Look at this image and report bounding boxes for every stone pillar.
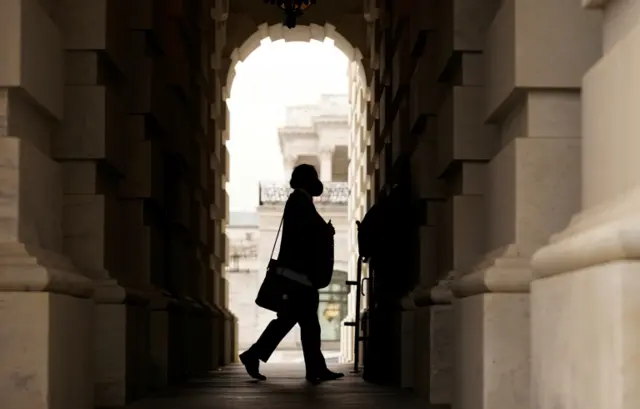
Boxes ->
[430,0,500,404]
[530,1,640,409]
[430,278,456,406]
[53,1,152,404]
[211,0,237,370]
[283,155,297,180]
[319,147,334,181]
[450,1,601,409]
[149,293,172,390]
[0,2,94,408]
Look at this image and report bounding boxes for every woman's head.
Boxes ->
[290,164,324,197]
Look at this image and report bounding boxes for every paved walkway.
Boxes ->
[129,364,429,409]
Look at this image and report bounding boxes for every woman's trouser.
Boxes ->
[250,289,327,374]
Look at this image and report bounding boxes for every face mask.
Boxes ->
[309,181,324,197]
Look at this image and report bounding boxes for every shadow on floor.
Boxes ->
[127,363,429,409]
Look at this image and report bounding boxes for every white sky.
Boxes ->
[226,39,349,211]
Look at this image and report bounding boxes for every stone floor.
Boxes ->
[128,364,429,409]
[251,349,341,364]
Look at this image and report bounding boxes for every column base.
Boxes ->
[208,301,224,369]
[216,304,236,366]
[182,297,210,376]
[429,304,454,406]
[0,242,94,409]
[410,277,456,405]
[400,309,415,388]
[531,190,640,409]
[452,246,531,409]
[531,261,640,409]
[0,292,94,409]
[532,187,640,278]
[92,280,151,408]
[453,293,529,409]
[166,297,219,381]
[413,306,431,399]
[149,291,174,390]
[0,242,93,297]
[452,244,532,298]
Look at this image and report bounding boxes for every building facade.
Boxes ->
[0,1,635,409]
[227,96,352,353]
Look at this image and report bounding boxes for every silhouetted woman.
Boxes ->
[240,164,344,383]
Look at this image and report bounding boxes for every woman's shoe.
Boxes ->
[239,351,267,381]
[305,369,344,383]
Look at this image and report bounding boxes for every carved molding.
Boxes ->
[533,188,640,279]
[452,244,534,298]
[224,22,368,101]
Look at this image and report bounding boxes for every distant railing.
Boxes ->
[259,182,349,205]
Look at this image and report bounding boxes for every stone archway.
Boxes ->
[219,21,372,364]
[219,21,371,153]
[222,22,368,100]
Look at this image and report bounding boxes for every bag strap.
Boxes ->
[269,213,285,260]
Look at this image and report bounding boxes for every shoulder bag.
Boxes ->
[255,213,314,313]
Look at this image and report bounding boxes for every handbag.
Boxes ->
[255,215,311,313]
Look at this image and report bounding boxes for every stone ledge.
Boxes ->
[532,189,640,279]
[0,241,93,297]
[93,279,152,305]
[452,245,533,298]
[149,289,176,311]
[406,271,458,309]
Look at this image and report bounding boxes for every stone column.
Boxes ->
[430,278,456,406]
[319,147,334,181]
[449,1,601,409]
[283,155,297,180]
[530,1,640,409]
[54,2,153,404]
[0,2,94,409]
[429,0,500,403]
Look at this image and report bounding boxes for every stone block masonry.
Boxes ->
[0,0,234,408]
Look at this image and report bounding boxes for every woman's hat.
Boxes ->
[290,164,324,196]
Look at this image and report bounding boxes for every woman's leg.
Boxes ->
[297,290,337,378]
[250,314,296,362]
[298,294,327,377]
[297,290,345,382]
[240,312,296,380]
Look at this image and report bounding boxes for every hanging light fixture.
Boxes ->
[264,0,316,29]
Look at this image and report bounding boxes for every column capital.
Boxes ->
[318,148,333,181]
[283,154,297,166]
[318,146,335,157]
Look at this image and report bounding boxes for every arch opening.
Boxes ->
[223,23,368,101]
[223,23,372,364]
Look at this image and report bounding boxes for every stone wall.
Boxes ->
[359,0,597,404]
[0,0,235,408]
